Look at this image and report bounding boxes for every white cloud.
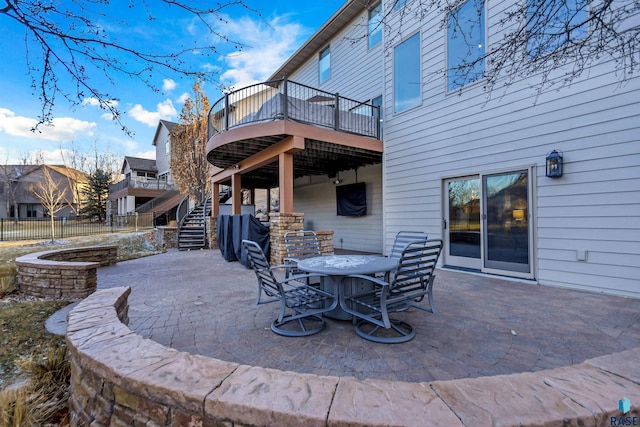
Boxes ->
[214,15,307,88]
[128,99,177,127]
[0,108,96,142]
[162,79,177,92]
[176,92,190,104]
[82,97,119,108]
[135,149,156,160]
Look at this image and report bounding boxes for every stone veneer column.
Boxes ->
[316,230,334,255]
[268,212,304,266]
[208,215,218,249]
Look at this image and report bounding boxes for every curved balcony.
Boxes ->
[206,78,383,190]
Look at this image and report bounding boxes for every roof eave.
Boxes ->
[268,0,367,80]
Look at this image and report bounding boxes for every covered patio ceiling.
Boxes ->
[206,122,383,189]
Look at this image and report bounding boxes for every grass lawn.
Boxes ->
[0,301,68,386]
[0,231,163,389]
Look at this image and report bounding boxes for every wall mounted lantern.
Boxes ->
[546,150,563,178]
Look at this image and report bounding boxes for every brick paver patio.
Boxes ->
[94,248,640,383]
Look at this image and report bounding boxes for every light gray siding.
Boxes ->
[287,7,386,253]
[289,9,384,105]
[294,164,383,253]
[381,0,640,296]
[155,124,172,181]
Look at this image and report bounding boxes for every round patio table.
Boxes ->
[297,255,398,320]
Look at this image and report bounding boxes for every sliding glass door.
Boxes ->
[444,169,532,277]
[483,170,531,274]
[444,177,481,270]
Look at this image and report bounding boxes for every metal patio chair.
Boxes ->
[388,231,429,260]
[381,231,428,281]
[284,230,322,288]
[340,239,443,344]
[242,239,338,337]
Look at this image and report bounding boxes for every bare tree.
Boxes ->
[360,0,639,97]
[1,0,261,134]
[170,79,211,203]
[31,166,70,242]
[58,141,122,215]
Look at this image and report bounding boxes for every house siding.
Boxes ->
[155,124,172,180]
[238,0,640,297]
[380,0,640,296]
[287,6,386,253]
[289,9,384,106]
[294,164,384,253]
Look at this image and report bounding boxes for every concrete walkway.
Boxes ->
[59,248,640,383]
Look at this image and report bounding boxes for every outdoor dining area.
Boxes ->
[93,240,640,384]
[242,230,442,344]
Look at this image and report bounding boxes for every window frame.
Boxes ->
[319,45,331,84]
[368,2,382,49]
[526,0,589,58]
[394,0,409,12]
[446,0,487,92]
[393,32,422,113]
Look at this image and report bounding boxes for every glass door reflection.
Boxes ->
[446,177,481,269]
[483,171,530,273]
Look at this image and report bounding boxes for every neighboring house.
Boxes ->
[152,119,178,185]
[108,120,181,220]
[0,165,88,218]
[205,1,639,297]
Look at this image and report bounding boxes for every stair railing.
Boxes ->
[176,195,191,227]
[176,184,210,250]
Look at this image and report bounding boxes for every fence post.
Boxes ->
[0,218,3,241]
[135,212,139,232]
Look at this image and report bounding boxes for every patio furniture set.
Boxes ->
[242,231,443,344]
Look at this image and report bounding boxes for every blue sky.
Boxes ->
[0,0,344,165]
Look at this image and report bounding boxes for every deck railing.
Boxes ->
[208,78,381,141]
[109,177,179,193]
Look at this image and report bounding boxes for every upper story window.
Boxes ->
[447,0,485,91]
[372,95,383,139]
[526,0,588,57]
[368,3,382,49]
[394,33,421,113]
[319,46,331,83]
[394,0,409,11]
[164,139,170,155]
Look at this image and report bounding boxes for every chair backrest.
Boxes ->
[242,240,281,296]
[392,239,443,290]
[389,231,428,260]
[284,230,321,260]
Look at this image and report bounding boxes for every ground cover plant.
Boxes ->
[0,231,163,425]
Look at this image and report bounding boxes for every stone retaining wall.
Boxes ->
[153,226,178,249]
[15,246,118,299]
[67,287,640,427]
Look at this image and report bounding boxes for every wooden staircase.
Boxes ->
[177,198,211,250]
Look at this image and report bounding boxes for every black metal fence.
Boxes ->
[0,213,155,242]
